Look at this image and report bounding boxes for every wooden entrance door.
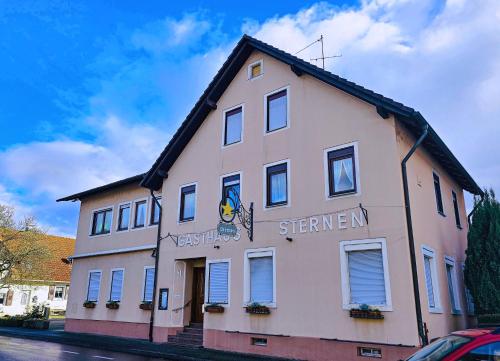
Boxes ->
[191,267,205,323]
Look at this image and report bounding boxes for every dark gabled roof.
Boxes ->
[57,173,145,202]
[140,34,480,195]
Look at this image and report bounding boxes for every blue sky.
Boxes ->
[1,0,499,237]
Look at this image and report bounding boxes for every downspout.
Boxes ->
[401,123,429,346]
[148,189,162,342]
[467,193,485,227]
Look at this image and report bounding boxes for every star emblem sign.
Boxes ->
[222,201,234,216]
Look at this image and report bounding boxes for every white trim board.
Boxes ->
[70,244,157,260]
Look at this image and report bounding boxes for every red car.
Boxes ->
[406,328,500,361]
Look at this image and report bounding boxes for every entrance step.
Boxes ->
[167,324,203,347]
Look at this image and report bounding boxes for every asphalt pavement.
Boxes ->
[0,335,170,361]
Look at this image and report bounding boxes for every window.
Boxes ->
[245,248,275,305]
[179,184,196,222]
[117,203,130,231]
[91,208,112,235]
[143,267,155,302]
[248,60,263,79]
[433,172,444,215]
[0,293,5,305]
[109,269,124,302]
[358,347,382,358]
[422,246,441,312]
[265,162,288,207]
[87,271,101,302]
[150,197,161,225]
[266,89,288,132]
[445,257,461,314]
[452,191,462,228]
[20,291,30,306]
[458,342,500,361]
[207,261,229,304]
[340,239,392,310]
[327,145,357,196]
[134,200,147,228]
[224,106,243,146]
[54,286,64,300]
[158,288,168,310]
[222,174,240,209]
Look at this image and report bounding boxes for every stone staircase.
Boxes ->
[167,323,203,347]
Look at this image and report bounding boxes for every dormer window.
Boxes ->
[248,60,263,79]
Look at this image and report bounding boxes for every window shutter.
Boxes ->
[144,268,155,302]
[65,285,70,300]
[48,285,55,301]
[348,249,386,305]
[249,256,273,303]
[88,272,101,301]
[208,262,229,304]
[5,290,13,306]
[424,256,435,308]
[110,270,124,301]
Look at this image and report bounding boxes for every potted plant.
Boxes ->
[349,304,384,320]
[106,301,120,310]
[245,302,270,315]
[139,301,153,310]
[83,301,96,309]
[204,303,225,313]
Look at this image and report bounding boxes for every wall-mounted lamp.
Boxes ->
[286,237,293,242]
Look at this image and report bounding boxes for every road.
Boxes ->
[0,335,171,361]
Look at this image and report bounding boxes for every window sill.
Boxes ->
[343,304,393,312]
[243,303,276,309]
[456,225,463,230]
[265,203,288,210]
[438,211,446,217]
[328,191,358,199]
[222,140,242,148]
[116,228,129,232]
[133,225,145,229]
[428,308,443,314]
[178,219,195,224]
[451,310,462,316]
[264,124,289,136]
[89,232,111,238]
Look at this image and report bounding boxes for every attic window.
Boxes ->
[248,60,263,79]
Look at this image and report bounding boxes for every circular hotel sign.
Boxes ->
[219,196,237,223]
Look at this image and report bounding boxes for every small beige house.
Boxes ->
[58,36,481,361]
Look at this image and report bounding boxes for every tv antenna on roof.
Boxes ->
[294,34,342,70]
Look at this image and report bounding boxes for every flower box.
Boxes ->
[139,302,153,310]
[205,305,225,313]
[106,301,120,310]
[245,304,270,315]
[349,309,384,320]
[83,301,96,309]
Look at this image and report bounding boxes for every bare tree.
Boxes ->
[0,204,51,289]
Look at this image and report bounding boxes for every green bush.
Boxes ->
[0,315,29,327]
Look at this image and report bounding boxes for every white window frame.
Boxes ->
[54,286,65,300]
[243,247,276,307]
[262,159,291,210]
[205,259,231,307]
[444,256,461,314]
[323,141,361,200]
[221,103,245,148]
[88,205,114,237]
[142,266,155,302]
[87,270,102,303]
[131,197,149,230]
[177,182,198,224]
[421,245,442,313]
[247,59,263,80]
[148,194,162,227]
[263,85,290,135]
[339,238,392,311]
[116,201,132,232]
[109,268,125,302]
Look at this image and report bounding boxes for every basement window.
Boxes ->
[251,337,268,346]
[358,347,382,358]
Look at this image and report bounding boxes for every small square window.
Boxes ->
[248,60,263,79]
[224,107,243,146]
[54,286,64,300]
[265,163,288,207]
[327,146,356,196]
[266,89,287,132]
[179,185,196,222]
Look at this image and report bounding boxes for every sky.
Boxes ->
[0,0,499,237]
